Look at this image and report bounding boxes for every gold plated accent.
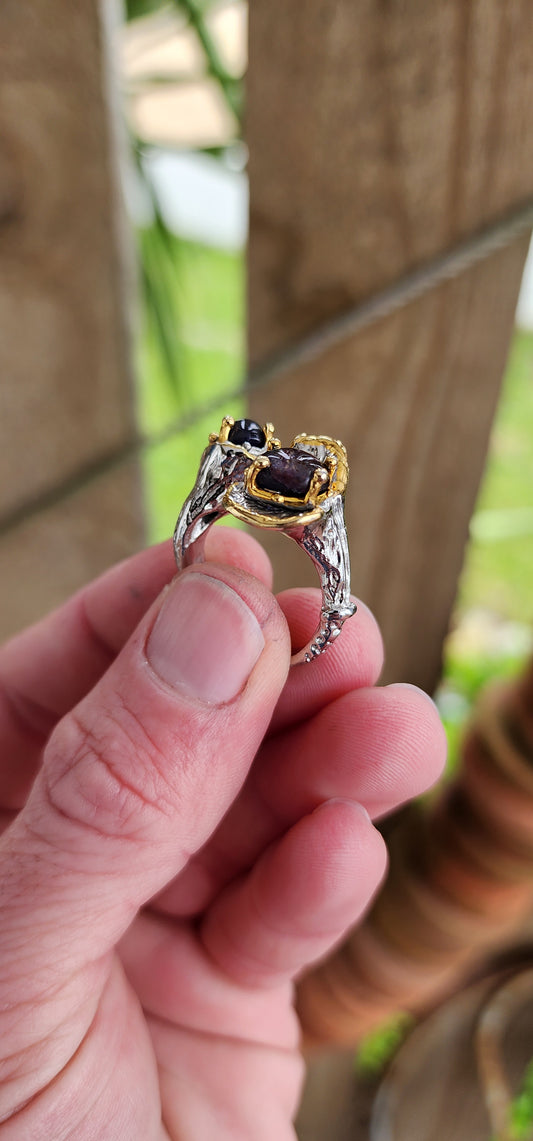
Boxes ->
[207,421,349,527]
[208,415,281,454]
[264,422,281,449]
[291,434,349,496]
[209,415,235,445]
[223,488,323,528]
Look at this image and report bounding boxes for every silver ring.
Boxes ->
[173,416,356,664]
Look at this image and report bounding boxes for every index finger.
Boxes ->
[270,587,385,733]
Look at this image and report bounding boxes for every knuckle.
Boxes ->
[42,695,178,844]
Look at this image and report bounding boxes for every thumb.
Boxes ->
[0,564,289,1011]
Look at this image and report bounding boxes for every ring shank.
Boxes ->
[284,496,356,663]
[174,486,356,665]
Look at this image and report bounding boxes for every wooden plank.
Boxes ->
[247,3,533,1135]
[0,0,143,632]
[247,0,533,692]
[0,464,143,642]
[249,240,528,690]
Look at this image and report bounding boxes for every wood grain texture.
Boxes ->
[248,5,533,1132]
[247,0,533,691]
[0,464,143,642]
[250,239,528,689]
[0,0,143,630]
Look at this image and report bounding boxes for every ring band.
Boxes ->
[173,416,356,664]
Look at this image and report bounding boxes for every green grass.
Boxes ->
[457,330,533,625]
[508,1057,533,1140]
[355,1014,413,1076]
[437,330,533,770]
[136,235,245,544]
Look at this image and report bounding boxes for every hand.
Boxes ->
[0,530,445,1140]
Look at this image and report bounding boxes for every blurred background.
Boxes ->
[2,3,533,1138]
[126,0,533,771]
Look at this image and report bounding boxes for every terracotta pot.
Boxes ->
[461,734,533,845]
[432,789,533,882]
[345,919,461,1003]
[297,653,533,1048]
[424,834,533,920]
[297,944,393,1046]
[477,682,533,782]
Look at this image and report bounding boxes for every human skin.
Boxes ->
[0,529,446,1139]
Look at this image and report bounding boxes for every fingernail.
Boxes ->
[147,573,265,704]
[386,681,440,713]
[314,798,372,824]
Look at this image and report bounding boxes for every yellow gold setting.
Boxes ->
[292,434,349,496]
[208,416,280,453]
[208,414,235,445]
[206,418,350,531]
[222,497,324,529]
[242,456,330,511]
[175,416,354,661]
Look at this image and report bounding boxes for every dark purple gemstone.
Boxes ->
[255,447,329,500]
[228,418,266,449]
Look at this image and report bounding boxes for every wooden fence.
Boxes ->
[1,3,533,1139]
[0,1,143,642]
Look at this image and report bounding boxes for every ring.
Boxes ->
[173,416,356,664]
